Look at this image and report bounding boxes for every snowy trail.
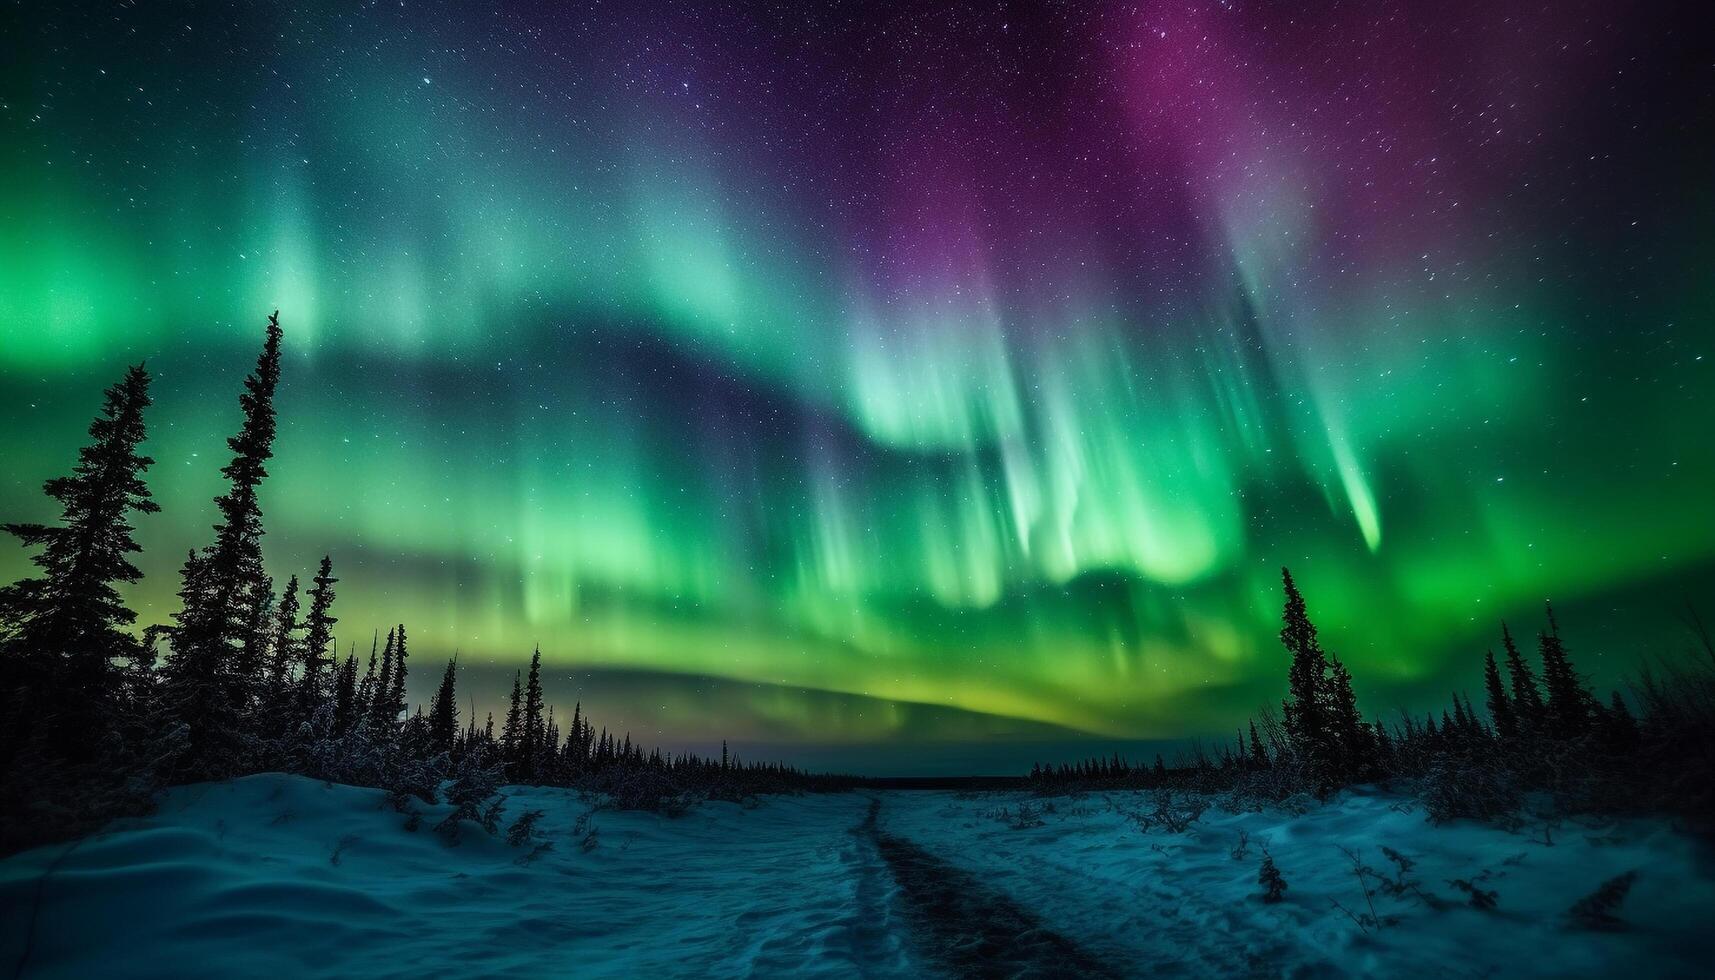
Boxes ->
[859,798,1126,979]
[875,790,1715,978]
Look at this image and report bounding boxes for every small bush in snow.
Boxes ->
[1568,870,1639,930]
[1258,851,1287,903]
[572,806,601,852]
[1332,845,1403,932]
[1421,753,1522,827]
[506,808,545,846]
[1129,788,1210,834]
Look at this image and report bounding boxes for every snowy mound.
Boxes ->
[1,776,1711,977]
[0,775,892,978]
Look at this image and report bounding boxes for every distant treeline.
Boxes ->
[1030,569,1715,828]
[0,313,836,855]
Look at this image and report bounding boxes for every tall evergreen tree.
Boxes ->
[1604,690,1640,752]
[267,576,302,685]
[1372,720,1393,761]
[1501,622,1545,733]
[522,646,545,778]
[383,624,409,726]
[1538,604,1591,739]
[1325,652,1372,780]
[567,702,585,774]
[1247,719,1269,767]
[1278,568,1337,784]
[297,556,337,713]
[428,656,459,759]
[1483,649,1518,739]
[501,669,524,774]
[368,629,395,728]
[0,363,158,751]
[236,578,275,697]
[332,651,359,735]
[161,314,284,779]
[1451,692,1470,734]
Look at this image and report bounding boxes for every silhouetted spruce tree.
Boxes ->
[354,632,378,709]
[332,651,359,735]
[1326,652,1372,780]
[0,363,158,755]
[297,556,337,714]
[161,314,284,779]
[1538,605,1591,739]
[1465,692,1487,737]
[1247,720,1270,768]
[501,669,524,776]
[237,577,274,703]
[401,705,428,759]
[428,656,459,759]
[1373,720,1393,761]
[543,705,560,781]
[267,575,302,685]
[521,647,546,780]
[368,628,397,730]
[1502,622,1545,733]
[384,624,409,726]
[1604,691,1640,753]
[1451,692,1473,741]
[1279,568,1339,786]
[567,702,585,776]
[1483,649,1518,739]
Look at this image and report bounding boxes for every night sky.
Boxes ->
[1,2,1710,772]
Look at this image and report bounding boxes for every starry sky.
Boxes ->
[1,1,1711,772]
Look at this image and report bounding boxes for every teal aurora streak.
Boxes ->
[1,2,1711,766]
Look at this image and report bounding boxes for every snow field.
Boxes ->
[3,776,1711,978]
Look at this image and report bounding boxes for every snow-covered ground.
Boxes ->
[1,775,1709,978]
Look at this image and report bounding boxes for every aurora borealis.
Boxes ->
[1,2,1711,770]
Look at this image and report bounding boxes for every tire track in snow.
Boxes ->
[858,799,1125,979]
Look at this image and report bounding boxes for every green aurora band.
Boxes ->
[1,2,1711,767]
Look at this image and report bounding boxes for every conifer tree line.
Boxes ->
[0,312,824,855]
[1031,569,1715,827]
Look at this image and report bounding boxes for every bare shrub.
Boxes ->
[1421,752,1522,826]
[1130,788,1210,834]
[1230,829,1251,861]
